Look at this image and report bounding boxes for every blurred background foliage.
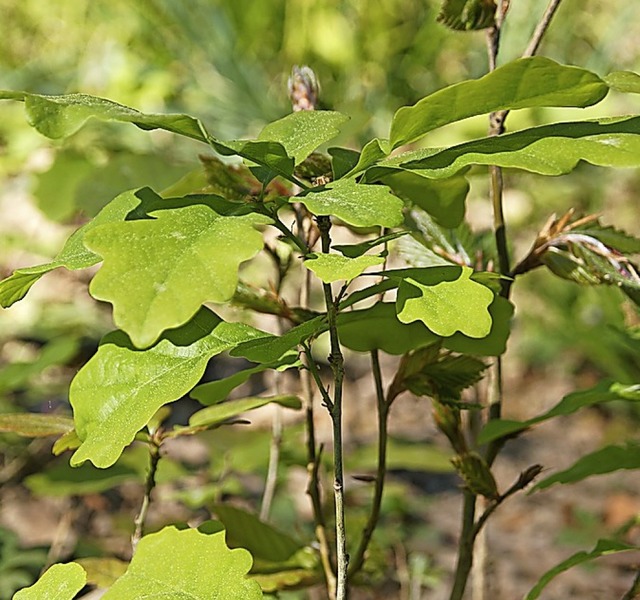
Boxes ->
[0,1,639,596]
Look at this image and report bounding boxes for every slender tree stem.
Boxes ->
[260,403,282,521]
[449,490,478,600]
[523,0,564,58]
[132,437,161,551]
[621,568,640,600]
[348,350,389,578]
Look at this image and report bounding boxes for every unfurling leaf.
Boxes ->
[451,451,499,499]
[437,0,496,31]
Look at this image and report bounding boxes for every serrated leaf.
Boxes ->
[75,557,128,588]
[478,381,638,444]
[377,171,469,228]
[338,302,439,355]
[0,414,74,438]
[258,110,349,165]
[0,187,156,308]
[70,307,269,468]
[231,316,327,363]
[532,443,640,491]
[451,451,499,499]
[604,71,640,94]
[84,204,270,348]
[395,266,494,338]
[577,222,640,254]
[405,354,487,399]
[390,57,608,149]
[189,395,302,428]
[437,0,496,31]
[25,461,141,496]
[525,539,638,600]
[399,116,640,177]
[191,354,300,406]
[303,253,385,283]
[295,178,403,228]
[13,562,86,600]
[102,525,261,600]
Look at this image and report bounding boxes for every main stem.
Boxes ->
[317,215,348,599]
[449,491,478,600]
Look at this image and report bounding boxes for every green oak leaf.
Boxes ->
[295,178,404,228]
[84,204,270,348]
[398,116,640,177]
[396,266,493,338]
[102,525,261,599]
[604,71,640,94]
[13,562,86,600]
[70,307,268,468]
[0,187,158,308]
[258,110,350,165]
[390,57,608,148]
[344,137,391,176]
[303,253,385,283]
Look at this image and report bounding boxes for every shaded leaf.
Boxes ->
[0,187,156,308]
[75,557,128,588]
[13,562,86,600]
[399,116,640,177]
[328,147,360,179]
[189,395,302,429]
[532,443,640,491]
[258,110,349,165]
[102,525,261,599]
[390,57,608,148]
[405,354,487,399]
[395,266,494,338]
[451,451,499,499]
[344,138,390,176]
[303,253,385,283]
[333,231,408,258]
[478,381,639,444]
[0,414,74,438]
[84,204,270,348]
[70,307,268,468]
[525,539,638,600]
[338,302,439,355]
[295,178,404,228]
[437,0,496,31]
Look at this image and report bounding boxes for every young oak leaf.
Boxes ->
[303,253,385,283]
[83,204,270,348]
[13,562,86,600]
[396,266,493,338]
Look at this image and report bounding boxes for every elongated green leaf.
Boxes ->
[303,253,385,283]
[84,204,270,348]
[0,187,156,308]
[398,116,640,177]
[231,316,327,363]
[103,525,261,599]
[295,178,404,228]
[532,443,640,491]
[395,266,494,338]
[338,302,439,355]
[0,414,74,438]
[70,308,268,468]
[189,395,302,428]
[344,137,391,176]
[390,57,608,148]
[525,539,638,600]
[13,562,86,600]
[438,0,496,30]
[191,354,300,406]
[258,110,349,165]
[604,71,640,94]
[333,231,408,258]
[478,381,639,444]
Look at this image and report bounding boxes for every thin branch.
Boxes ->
[132,436,161,551]
[449,490,478,600]
[523,0,564,58]
[620,568,640,600]
[348,350,389,577]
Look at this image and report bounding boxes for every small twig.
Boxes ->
[523,0,564,58]
[449,490,478,600]
[132,435,161,551]
[260,404,283,522]
[621,567,640,600]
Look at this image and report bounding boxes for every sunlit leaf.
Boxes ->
[295,178,404,228]
[258,110,349,165]
[395,266,494,338]
[398,116,640,177]
[303,253,385,283]
[604,71,640,94]
[344,138,390,176]
[189,395,302,428]
[84,204,270,348]
[525,539,638,600]
[390,58,608,148]
[0,187,156,308]
[0,414,74,438]
[13,562,86,600]
[70,308,268,468]
[102,525,261,599]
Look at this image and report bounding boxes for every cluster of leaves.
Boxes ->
[1,54,640,598]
